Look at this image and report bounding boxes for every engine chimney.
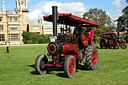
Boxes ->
[52,6,58,36]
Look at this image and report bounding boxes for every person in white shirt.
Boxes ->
[6,42,10,53]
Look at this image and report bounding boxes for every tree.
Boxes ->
[117,1,128,32]
[22,31,50,44]
[83,8,112,27]
[83,8,115,43]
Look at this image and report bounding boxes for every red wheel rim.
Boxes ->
[69,59,75,75]
[92,51,97,66]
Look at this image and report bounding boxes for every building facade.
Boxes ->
[0,0,74,44]
[28,23,43,34]
[0,0,29,44]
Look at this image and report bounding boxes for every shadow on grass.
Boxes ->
[28,65,38,75]
[28,64,66,77]
[28,64,91,77]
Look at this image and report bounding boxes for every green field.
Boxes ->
[0,45,128,85]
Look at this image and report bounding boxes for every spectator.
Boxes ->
[6,42,10,53]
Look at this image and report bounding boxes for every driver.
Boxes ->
[85,27,94,45]
[73,26,82,38]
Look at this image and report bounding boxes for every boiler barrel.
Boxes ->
[47,42,76,55]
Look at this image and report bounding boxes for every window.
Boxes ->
[9,34,19,41]
[0,17,3,22]
[33,27,39,29]
[10,27,18,30]
[0,34,5,41]
[0,25,3,30]
[10,26,18,30]
[45,28,52,32]
[10,17,18,21]
[22,1,24,4]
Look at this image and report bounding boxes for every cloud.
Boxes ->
[106,12,111,16]
[112,0,121,8]
[112,9,122,20]
[27,0,31,3]
[28,1,87,24]
[28,9,42,20]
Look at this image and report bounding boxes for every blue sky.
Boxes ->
[1,0,128,24]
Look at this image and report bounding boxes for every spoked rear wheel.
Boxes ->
[35,54,48,75]
[64,55,76,78]
[85,46,99,70]
[120,41,127,49]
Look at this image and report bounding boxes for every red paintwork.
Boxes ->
[44,13,71,18]
[65,52,80,60]
[71,15,99,27]
[81,52,84,59]
[109,40,113,45]
[92,51,97,66]
[69,34,72,37]
[88,29,94,45]
[62,43,69,54]
[69,43,76,51]
[43,13,99,27]
[44,64,63,67]
[82,33,88,46]
[61,43,76,54]
[69,59,75,75]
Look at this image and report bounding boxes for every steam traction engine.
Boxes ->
[100,33,127,49]
[35,6,99,78]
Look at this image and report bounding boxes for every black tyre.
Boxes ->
[85,45,99,70]
[35,54,48,75]
[113,42,119,49]
[100,39,107,49]
[64,55,76,78]
[120,41,127,49]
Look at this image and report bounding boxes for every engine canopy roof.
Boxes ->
[43,13,99,27]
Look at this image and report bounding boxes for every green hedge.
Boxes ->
[22,31,50,44]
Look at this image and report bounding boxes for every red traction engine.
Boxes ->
[35,6,100,78]
[100,33,127,49]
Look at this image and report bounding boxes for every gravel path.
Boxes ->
[0,44,48,47]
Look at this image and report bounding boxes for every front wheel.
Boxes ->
[35,54,48,75]
[64,55,76,78]
[100,39,107,49]
[113,42,119,49]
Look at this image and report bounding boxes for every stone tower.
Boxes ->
[15,0,29,44]
[1,0,5,11]
[15,0,29,31]
[15,0,29,12]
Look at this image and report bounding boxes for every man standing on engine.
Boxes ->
[86,27,94,45]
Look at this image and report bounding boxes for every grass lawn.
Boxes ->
[0,45,128,85]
